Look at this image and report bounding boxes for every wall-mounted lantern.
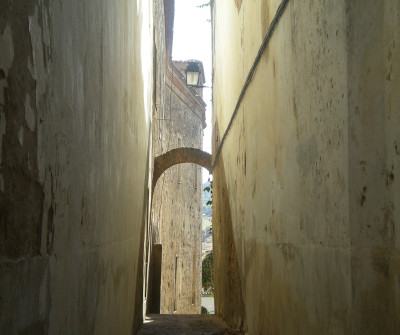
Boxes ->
[185,62,200,87]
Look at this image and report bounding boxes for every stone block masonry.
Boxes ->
[150,0,207,315]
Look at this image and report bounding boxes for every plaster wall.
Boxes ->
[212,1,400,334]
[0,1,153,334]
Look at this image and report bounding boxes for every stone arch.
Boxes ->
[152,147,212,192]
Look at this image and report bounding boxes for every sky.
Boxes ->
[172,0,212,182]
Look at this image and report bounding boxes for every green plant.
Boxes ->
[203,179,213,206]
[197,2,211,8]
[202,251,214,294]
[196,1,212,22]
[201,306,210,314]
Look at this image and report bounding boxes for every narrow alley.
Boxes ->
[0,0,399,334]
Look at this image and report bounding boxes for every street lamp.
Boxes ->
[185,62,200,87]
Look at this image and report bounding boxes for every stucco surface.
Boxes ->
[212,0,400,334]
[0,0,153,333]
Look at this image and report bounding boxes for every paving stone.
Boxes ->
[136,314,238,335]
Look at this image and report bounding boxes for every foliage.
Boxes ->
[197,2,211,8]
[202,204,212,217]
[203,179,213,206]
[202,180,213,216]
[201,306,210,314]
[202,251,214,294]
[196,1,212,22]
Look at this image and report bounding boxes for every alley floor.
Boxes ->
[136,314,240,335]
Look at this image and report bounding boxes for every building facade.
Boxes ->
[149,0,206,314]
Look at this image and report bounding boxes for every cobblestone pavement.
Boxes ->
[136,314,238,335]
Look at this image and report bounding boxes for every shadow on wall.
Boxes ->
[212,123,247,332]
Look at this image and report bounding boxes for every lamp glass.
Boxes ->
[186,71,200,86]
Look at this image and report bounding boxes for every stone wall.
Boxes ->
[0,1,153,333]
[212,0,400,334]
[152,94,203,313]
[151,0,205,314]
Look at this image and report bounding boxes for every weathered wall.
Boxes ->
[0,1,153,334]
[151,0,205,314]
[212,0,400,334]
[151,70,204,314]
